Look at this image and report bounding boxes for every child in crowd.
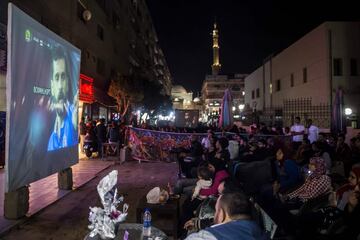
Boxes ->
[192,166,213,201]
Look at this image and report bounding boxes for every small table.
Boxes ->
[136,195,179,238]
[84,223,168,239]
[101,142,120,162]
[170,147,186,178]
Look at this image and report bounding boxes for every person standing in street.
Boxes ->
[291,117,305,151]
[306,119,319,144]
[95,118,107,158]
[79,116,87,152]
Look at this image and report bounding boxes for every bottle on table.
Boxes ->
[142,208,152,237]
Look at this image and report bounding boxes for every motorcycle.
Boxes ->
[83,139,98,158]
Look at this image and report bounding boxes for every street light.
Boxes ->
[238,104,245,111]
[345,108,352,116]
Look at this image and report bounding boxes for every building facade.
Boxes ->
[201,74,246,122]
[0,22,6,112]
[171,85,193,110]
[245,22,360,128]
[0,0,172,121]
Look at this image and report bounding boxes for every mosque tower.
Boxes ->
[211,21,221,75]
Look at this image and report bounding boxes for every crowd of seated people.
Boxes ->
[167,120,360,240]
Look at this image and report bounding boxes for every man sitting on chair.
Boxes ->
[186,192,267,240]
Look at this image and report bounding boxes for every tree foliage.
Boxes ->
[142,80,172,117]
[108,74,143,117]
[108,74,171,119]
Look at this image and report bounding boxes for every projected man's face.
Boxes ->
[51,58,68,115]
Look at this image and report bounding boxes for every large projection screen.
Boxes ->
[5,4,80,192]
[175,109,199,128]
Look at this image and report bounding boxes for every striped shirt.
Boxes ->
[287,174,331,201]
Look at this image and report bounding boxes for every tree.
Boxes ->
[108,72,171,123]
[108,74,144,118]
[142,80,172,119]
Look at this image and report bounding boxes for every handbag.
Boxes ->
[316,206,343,232]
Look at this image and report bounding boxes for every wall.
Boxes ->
[244,66,264,110]
[270,23,330,106]
[328,22,360,117]
[0,73,5,111]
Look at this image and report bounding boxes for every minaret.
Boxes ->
[211,21,221,75]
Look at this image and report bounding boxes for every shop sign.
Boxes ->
[79,73,94,102]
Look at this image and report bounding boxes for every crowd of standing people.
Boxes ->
[78,117,126,157]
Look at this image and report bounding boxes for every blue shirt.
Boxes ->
[47,105,77,151]
[186,219,268,240]
[277,159,302,192]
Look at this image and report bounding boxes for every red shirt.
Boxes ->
[199,170,229,197]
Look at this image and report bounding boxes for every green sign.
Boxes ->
[25,29,31,42]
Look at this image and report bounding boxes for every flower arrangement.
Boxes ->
[88,170,129,239]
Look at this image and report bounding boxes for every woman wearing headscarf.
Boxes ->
[312,141,332,174]
[298,166,360,238]
[265,157,331,235]
[284,157,331,202]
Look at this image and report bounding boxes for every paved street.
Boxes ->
[1,161,178,240]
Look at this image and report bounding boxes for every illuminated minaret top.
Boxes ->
[211,21,221,75]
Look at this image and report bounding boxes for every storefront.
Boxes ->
[79,73,118,123]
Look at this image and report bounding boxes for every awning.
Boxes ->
[93,87,117,108]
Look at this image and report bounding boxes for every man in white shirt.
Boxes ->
[306,119,319,144]
[201,130,213,150]
[291,117,305,150]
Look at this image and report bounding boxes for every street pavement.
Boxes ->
[1,161,178,240]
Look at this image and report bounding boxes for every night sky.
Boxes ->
[147,0,360,94]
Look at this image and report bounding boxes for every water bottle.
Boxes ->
[142,208,151,237]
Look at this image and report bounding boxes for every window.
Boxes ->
[333,58,342,76]
[351,58,358,76]
[96,0,106,11]
[81,49,86,64]
[85,50,90,59]
[114,45,119,55]
[276,79,281,92]
[251,90,255,99]
[112,12,121,29]
[290,73,294,87]
[97,25,104,41]
[110,68,118,78]
[256,88,260,98]
[232,85,240,91]
[303,67,307,83]
[97,58,105,75]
